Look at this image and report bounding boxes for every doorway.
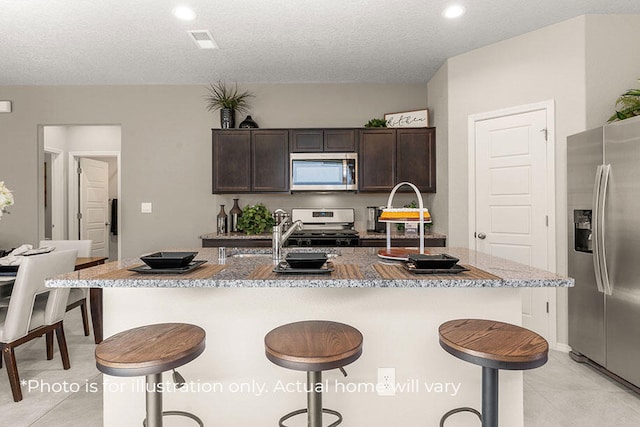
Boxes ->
[40,125,121,260]
[468,101,557,346]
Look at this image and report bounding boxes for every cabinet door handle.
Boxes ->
[477,232,486,240]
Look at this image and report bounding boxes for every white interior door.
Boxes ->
[79,158,109,257]
[473,108,550,339]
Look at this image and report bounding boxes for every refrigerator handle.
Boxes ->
[599,164,612,295]
[592,165,605,293]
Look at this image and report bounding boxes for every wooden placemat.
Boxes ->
[373,263,500,280]
[96,263,225,280]
[247,263,364,280]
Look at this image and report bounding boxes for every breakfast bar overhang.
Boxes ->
[48,247,573,426]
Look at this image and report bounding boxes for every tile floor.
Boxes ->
[0,312,102,427]
[2,316,640,426]
[524,350,640,426]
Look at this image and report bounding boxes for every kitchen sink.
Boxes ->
[228,253,273,258]
[227,248,340,258]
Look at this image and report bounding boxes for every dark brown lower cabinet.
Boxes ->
[359,237,446,247]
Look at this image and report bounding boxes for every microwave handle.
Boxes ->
[342,160,347,185]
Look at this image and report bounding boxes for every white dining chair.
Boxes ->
[0,249,77,402]
[40,240,92,336]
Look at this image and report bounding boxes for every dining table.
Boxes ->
[0,256,108,342]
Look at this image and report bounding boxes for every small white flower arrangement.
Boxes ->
[0,181,15,219]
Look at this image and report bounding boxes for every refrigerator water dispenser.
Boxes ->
[574,210,592,253]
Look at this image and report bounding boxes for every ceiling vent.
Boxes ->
[187,30,218,49]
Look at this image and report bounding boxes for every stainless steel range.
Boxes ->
[285,208,359,247]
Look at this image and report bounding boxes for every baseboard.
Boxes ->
[552,342,571,353]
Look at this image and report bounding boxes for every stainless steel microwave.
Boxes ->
[290,152,358,191]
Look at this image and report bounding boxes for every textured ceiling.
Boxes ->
[1,0,639,85]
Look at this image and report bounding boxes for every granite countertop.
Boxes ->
[358,231,446,239]
[47,247,572,289]
[200,231,447,240]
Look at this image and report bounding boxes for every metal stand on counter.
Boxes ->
[377,181,431,259]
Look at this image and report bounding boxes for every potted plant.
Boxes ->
[608,79,640,122]
[364,118,387,127]
[205,81,254,128]
[236,203,275,235]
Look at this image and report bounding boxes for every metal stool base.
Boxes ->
[143,410,204,426]
[440,407,482,426]
[279,407,342,427]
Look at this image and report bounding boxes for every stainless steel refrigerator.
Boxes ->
[568,115,640,388]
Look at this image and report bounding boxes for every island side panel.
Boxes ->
[103,287,524,426]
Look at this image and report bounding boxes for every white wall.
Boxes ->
[440,17,587,346]
[585,15,640,128]
[0,84,428,256]
[426,62,449,236]
[67,125,121,152]
[434,14,640,346]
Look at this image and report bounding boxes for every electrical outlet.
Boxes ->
[377,367,396,396]
[141,202,152,213]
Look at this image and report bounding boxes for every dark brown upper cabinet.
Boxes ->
[212,129,289,194]
[396,128,436,192]
[358,127,436,193]
[357,129,396,192]
[290,129,356,152]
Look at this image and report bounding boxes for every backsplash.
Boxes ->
[214,192,436,232]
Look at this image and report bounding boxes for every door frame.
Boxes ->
[44,147,65,240]
[68,151,121,260]
[467,100,558,347]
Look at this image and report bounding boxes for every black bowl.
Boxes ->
[407,253,459,269]
[140,252,198,269]
[285,252,328,269]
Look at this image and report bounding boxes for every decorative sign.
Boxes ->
[384,109,429,128]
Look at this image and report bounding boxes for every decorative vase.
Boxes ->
[239,115,259,128]
[229,198,242,232]
[217,205,228,235]
[220,108,235,129]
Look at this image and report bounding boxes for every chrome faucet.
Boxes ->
[272,218,303,263]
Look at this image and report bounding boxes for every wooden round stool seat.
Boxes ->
[95,323,206,377]
[265,320,363,372]
[265,320,363,427]
[95,323,206,427]
[438,319,548,427]
[438,318,548,370]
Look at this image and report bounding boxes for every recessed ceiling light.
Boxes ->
[172,5,196,21]
[443,4,466,19]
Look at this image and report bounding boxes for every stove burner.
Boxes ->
[286,228,360,247]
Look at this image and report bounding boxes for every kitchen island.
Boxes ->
[49,247,572,426]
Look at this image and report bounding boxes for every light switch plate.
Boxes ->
[0,101,12,113]
[141,202,152,213]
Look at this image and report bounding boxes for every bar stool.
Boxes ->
[438,319,548,427]
[95,323,206,427]
[265,320,363,427]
